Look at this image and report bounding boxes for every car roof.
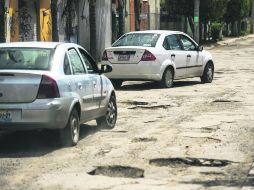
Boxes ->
[0,42,63,49]
[125,30,184,35]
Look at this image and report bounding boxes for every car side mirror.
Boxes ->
[198,46,203,51]
[100,64,113,75]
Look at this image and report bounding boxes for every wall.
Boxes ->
[149,0,160,30]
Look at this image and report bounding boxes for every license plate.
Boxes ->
[118,54,130,61]
[0,111,12,122]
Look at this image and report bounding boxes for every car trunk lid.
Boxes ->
[106,47,146,64]
[0,71,42,103]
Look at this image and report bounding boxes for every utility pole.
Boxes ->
[194,0,200,43]
[134,0,140,31]
[51,0,59,42]
[251,0,254,34]
[89,0,97,60]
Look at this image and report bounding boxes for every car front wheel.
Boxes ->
[161,67,174,88]
[201,63,214,83]
[60,108,80,147]
[96,95,117,129]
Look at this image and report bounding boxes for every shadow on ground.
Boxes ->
[0,123,102,158]
[118,80,201,91]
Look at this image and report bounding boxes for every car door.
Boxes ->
[78,48,104,111]
[178,34,203,77]
[163,34,187,79]
[66,48,94,121]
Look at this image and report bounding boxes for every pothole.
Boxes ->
[132,137,157,143]
[149,157,232,167]
[88,165,144,178]
[212,99,241,103]
[128,104,172,110]
[121,101,150,105]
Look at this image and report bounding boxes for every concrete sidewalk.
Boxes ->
[203,34,254,50]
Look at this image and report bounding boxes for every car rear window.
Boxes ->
[112,33,160,47]
[0,48,53,70]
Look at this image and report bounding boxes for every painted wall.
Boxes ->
[39,0,52,41]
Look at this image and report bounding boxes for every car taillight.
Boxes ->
[102,50,108,61]
[141,50,156,61]
[37,75,60,99]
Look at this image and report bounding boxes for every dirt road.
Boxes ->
[0,36,254,190]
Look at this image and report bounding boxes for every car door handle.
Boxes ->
[92,81,97,87]
[171,54,175,58]
[187,54,191,58]
[77,83,83,90]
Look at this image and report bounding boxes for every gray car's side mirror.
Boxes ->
[198,46,203,51]
[100,64,113,74]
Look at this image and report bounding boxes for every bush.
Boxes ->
[211,22,223,41]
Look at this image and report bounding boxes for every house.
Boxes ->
[0,0,161,62]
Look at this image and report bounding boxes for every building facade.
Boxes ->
[0,0,160,61]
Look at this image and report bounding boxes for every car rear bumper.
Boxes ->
[0,99,71,130]
[103,61,162,81]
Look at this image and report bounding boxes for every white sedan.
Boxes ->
[0,42,117,146]
[101,30,214,88]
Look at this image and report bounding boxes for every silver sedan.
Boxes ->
[0,42,117,146]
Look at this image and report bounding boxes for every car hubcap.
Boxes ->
[165,70,173,86]
[106,99,116,126]
[207,66,213,81]
[71,116,79,143]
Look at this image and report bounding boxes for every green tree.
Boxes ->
[224,0,251,36]
[0,0,5,43]
[200,0,228,41]
[162,0,194,34]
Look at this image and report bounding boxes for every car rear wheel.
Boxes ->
[201,63,214,83]
[111,79,123,89]
[60,108,80,147]
[161,67,174,88]
[96,95,117,129]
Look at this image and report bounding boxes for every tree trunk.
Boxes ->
[0,0,5,43]
[118,0,125,37]
[251,0,254,33]
[51,0,59,42]
[89,0,97,61]
[194,0,200,43]
[134,0,140,31]
[188,16,194,36]
[204,21,207,42]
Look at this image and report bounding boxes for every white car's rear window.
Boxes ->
[0,48,53,70]
[113,33,160,47]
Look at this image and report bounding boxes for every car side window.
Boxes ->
[163,35,182,50]
[67,48,86,75]
[78,48,98,74]
[63,54,72,75]
[179,35,197,51]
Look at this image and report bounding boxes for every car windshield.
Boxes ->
[112,33,160,47]
[0,48,53,70]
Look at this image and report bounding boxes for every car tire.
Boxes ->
[201,62,214,83]
[111,79,123,89]
[161,67,174,88]
[60,108,80,147]
[96,95,117,129]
